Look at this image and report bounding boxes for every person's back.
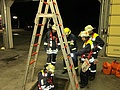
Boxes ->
[84,25,105,55]
[43,24,60,66]
[84,25,105,81]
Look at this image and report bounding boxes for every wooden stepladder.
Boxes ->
[22,0,80,90]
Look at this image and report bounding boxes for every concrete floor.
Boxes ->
[0,29,120,90]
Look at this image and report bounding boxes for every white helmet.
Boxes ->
[52,24,57,30]
[46,64,55,73]
[78,31,89,37]
[84,25,94,31]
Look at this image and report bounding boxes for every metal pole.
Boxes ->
[1,0,14,49]
[98,0,111,57]
[2,0,9,48]
[6,0,14,48]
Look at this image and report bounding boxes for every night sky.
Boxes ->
[11,0,100,34]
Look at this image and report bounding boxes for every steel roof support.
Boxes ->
[1,0,14,49]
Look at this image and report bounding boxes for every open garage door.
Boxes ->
[106,0,120,57]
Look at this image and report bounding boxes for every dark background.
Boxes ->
[11,0,100,34]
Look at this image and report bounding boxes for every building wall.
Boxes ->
[106,0,120,57]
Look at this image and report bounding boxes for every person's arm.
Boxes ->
[70,34,78,51]
[95,36,105,51]
[74,44,91,56]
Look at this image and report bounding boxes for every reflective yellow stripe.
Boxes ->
[93,33,98,38]
[72,48,76,50]
[64,67,67,69]
[68,41,71,43]
[75,67,78,69]
[70,42,74,45]
[44,42,48,45]
[83,39,94,49]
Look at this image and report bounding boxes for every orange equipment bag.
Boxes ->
[102,62,112,75]
[111,60,119,74]
[115,64,120,78]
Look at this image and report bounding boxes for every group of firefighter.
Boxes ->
[38,21,105,89]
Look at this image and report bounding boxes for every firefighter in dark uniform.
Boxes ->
[70,31,94,88]
[62,27,78,75]
[38,64,55,90]
[43,24,60,66]
[84,25,105,81]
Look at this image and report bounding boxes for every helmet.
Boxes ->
[64,27,71,35]
[84,25,94,31]
[78,31,89,37]
[52,24,57,30]
[46,64,55,73]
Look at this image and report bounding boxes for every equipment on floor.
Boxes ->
[102,62,112,75]
[102,60,120,78]
[22,0,80,90]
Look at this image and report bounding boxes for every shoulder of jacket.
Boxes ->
[87,39,93,45]
[94,33,99,36]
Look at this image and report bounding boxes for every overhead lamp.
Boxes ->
[13,16,18,19]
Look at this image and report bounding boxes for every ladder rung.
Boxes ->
[38,14,53,17]
[34,43,39,46]
[31,52,37,56]
[38,24,43,26]
[64,45,67,48]
[29,60,36,65]
[58,24,62,26]
[36,34,41,36]
[43,2,48,5]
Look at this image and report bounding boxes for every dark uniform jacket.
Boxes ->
[66,34,78,53]
[43,31,60,52]
[74,39,94,63]
[38,70,54,90]
[90,33,105,52]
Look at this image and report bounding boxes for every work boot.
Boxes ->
[89,76,95,81]
[62,69,67,74]
[80,84,87,88]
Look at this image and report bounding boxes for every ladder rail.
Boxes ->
[31,0,51,81]
[52,0,80,90]
[22,1,45,90]
[49,1,80,90]
[52,0,63,24]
